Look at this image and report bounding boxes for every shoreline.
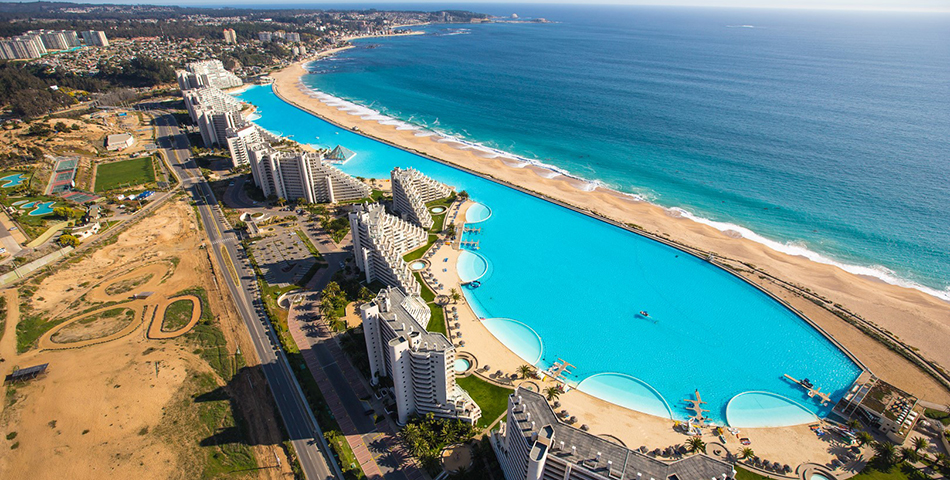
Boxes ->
[264,60,950,402]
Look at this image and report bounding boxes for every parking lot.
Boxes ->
[251,227,317,287]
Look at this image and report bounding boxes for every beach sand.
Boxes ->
[269,62,950,408]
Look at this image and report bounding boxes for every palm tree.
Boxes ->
[900,447,919,463]
[450,288,462,304]
[846,419,861,431]
[912,436,929,453]
[544,386,561,402]
[933,453,947,467]
[856,431,874,447]
[686,436,705,454]
[873,441,898,467]
[517,364,535,379]
[740,447,755,460]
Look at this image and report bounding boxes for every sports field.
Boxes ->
[95,157,155,192]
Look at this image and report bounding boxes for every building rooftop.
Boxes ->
[511,388,735,480]
[374,286,452,352]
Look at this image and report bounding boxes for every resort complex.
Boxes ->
[391,167,453,229]
[361,286,481,425]
[349,203,427,295]
[182,85,246,147]
[176,59,244,91]
[247,148,371,204]
[493,388,735,480]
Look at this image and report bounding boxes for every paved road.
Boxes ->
[152,112,340,480]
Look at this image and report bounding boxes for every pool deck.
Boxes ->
[417,201,871,474]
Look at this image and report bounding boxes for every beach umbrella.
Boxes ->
[783,465,791,473]
[580,424,589,431]
[459,340,465,346]
[640,446,648,453]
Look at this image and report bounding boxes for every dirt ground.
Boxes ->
[0,195,294,480]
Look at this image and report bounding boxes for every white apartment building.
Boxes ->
[248,147,371,204]
[391,167,452,229]
[39,31,70,51]
[223,28,237,44]
[182,86,247,147]
[80,30,109,47]
[349,203,426,295]
[0,36,45,60]
[177,59,243,91]
[225,125,263,168]
[493,389,735,480]
[361,286,481,425]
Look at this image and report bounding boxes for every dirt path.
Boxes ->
[147,295,201,339]
[38,302,149,350]
[0,288,17,363]
[85,262,173,304]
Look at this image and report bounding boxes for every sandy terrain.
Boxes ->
[0,197,292,480]
[271,62,950,406]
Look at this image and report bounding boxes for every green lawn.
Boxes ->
[404,234,438,262]
[735,467,771,480]
[427,306,446,336]
[924,408,950,426]
[456,375,513,428]
[95,157,156,192]
[850,465,915,480]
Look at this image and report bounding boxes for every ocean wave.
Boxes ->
[290,82,950,302]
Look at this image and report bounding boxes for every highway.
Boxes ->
[152,112,341,480]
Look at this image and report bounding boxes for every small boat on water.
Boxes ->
[639,310,649,317]
[470,280,481,288]
[801,378,814,389]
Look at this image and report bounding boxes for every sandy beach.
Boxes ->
[267,61,950,407]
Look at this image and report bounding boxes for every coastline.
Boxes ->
[266,60,950,403]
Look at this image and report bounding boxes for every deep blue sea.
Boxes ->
[299,5,950,299]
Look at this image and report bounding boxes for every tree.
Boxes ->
[58,234,80,247]
[900,447,919,463]
[912,436,929,453]
[933,453,947,468]
[873,441,898,467]
[740,447,755,459]
[517,364,534,379]
[846,419,861,431]
[856,431,874,447]
[53,121,68,132]
[686,436,705,454]
[544,386,561,402]
[358,286,374,303]
[449,288,461,304]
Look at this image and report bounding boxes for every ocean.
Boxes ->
[298,5,950,300]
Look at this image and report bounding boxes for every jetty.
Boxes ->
[460,240,480,249]
[546,358,575,383]
[683,390,709,426]
[784,374,831,405]
[463,227,482,234]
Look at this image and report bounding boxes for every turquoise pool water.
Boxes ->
[465,202,492,223]
[811,474,833,480]
[0,173,27,188]
[409,261,427,271]
[577,373,673,419]
[236,85,863,425]
[454,358,471,373]
[480,318,544,365]
[431,206,446,214]
[28,202,55,216]
[457,250,489,283]
[726,391,818,428]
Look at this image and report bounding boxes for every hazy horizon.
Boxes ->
[6,0,949,14]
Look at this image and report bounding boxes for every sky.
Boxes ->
[13,0,950,12]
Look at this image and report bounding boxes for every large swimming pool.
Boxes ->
[237,85,863,426]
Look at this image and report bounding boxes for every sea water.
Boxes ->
[301,5,950,299]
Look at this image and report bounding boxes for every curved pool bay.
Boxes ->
[237,85,863,424]
[457,250,489,283]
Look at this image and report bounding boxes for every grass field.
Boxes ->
[456,375,513,428]
[95,157,156,192]
[162,299,195,332]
